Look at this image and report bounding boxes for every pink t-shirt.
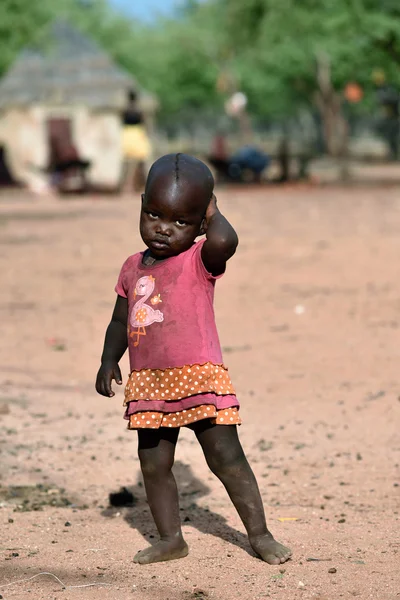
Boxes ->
[115,240,224,372]
[116,240,238,415]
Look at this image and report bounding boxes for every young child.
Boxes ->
[96,153,292,566]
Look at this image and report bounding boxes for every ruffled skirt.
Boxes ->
[123,362,241,429]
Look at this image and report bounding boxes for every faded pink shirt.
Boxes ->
[115,240,238,415]
[115,239,225,371]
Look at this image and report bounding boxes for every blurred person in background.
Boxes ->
[208,134,270,183]
[121,90,152,194]
[228,145,270,183]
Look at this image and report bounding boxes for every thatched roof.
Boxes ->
[0,21,158,112]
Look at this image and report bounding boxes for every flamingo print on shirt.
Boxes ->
[130,275,164,347]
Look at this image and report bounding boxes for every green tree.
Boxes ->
[0,0,53,76]
[3,0,400,126]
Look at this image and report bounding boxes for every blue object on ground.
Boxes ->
[230,146,270,175]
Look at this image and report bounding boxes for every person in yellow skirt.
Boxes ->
[121,90,152,194]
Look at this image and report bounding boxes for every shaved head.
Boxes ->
[140,154,214,258]
[145,153,214,213]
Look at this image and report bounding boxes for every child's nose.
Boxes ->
[157,221,171,236]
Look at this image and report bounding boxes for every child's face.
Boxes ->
[140,185,207,258]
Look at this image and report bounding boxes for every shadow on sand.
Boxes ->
[101,460,253,556]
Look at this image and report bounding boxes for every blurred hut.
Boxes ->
[0,20,158,192]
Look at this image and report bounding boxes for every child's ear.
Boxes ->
[200,217,207,236]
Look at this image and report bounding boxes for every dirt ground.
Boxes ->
[0,183,399,600]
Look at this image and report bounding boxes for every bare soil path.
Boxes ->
[0,184,399,599]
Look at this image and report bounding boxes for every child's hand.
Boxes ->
[201,194,218,235]
[95,361,122,397]
[206,194,218,223]
[201,192,238,276]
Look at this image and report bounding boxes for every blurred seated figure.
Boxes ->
[208,137,270,183]
[229,146,270,182]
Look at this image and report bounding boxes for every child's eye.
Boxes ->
[147,212,158,219]
[176,220,187,227]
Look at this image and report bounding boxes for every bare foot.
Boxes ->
[250,533,292,565]
[133,538,189,565]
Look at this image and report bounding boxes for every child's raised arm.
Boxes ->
[95,295,128,397]
[201,194,238,277]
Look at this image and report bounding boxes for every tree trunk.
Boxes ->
[314,51,350,180]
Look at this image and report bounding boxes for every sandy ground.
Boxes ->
[0,183,399,600]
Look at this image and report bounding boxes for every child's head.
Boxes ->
[127,89,137,103]
[140,153,214,258]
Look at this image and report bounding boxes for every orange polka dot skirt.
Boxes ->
[124,362,235,403]
[124,362,241,429]
[128,405,241,429]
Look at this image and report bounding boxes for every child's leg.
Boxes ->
[134,427,188,565]
[193,421,292,565]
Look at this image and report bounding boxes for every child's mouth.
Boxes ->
[151,239,169,250]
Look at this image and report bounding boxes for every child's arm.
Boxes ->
[95,295,128,397]
[201,194,238,276]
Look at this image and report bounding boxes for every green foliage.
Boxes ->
[0,0,53,75]
[2,0,400,120]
